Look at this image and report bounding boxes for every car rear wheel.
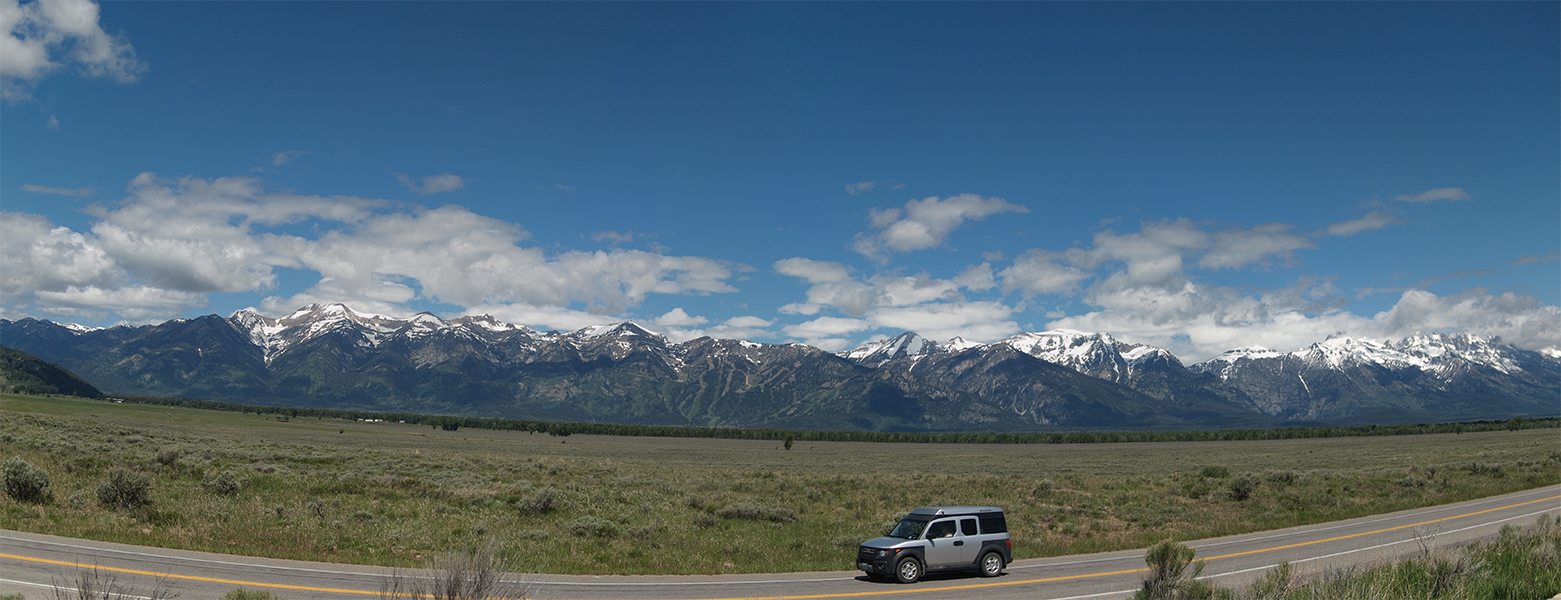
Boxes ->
[895,556,922,583]
[979,551,1004,577]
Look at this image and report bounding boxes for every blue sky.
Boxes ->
[3,1,1557,361]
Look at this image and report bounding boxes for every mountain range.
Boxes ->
[2,303,1555,431]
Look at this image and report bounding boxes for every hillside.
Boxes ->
[0,346,103,398]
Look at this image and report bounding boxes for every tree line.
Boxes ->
[87,393,1557,444]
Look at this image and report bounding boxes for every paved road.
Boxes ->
[3,484,1557,600]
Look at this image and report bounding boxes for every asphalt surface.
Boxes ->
[3,484,1557,600]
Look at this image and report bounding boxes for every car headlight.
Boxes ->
[876,549,886,558]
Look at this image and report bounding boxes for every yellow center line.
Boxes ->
[0,552,389,596]
[688,493,1561,600]
[3,493,1557,599]
[1199,493,1561,562]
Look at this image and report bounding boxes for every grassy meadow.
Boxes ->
[1,393,1557,575]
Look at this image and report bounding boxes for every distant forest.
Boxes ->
[85,393,1560,444]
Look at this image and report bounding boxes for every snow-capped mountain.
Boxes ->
[840,332,947,367]
[994,330,1181,385]
[232,303,539,363]
[2,305,1555,429]
[1191,333,1558,421]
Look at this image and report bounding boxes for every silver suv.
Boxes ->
[856,506,1011,583]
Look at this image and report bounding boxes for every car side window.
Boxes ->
[960,518,978,536]
[925,520,956,539]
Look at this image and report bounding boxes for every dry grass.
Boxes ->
[2,393,1556,575]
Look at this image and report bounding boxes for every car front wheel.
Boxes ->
[979,551,1004,577]
[895,556,923,583]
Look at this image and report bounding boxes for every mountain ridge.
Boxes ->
[1,303,1554,430]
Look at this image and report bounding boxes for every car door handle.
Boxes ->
[953,541,964,546]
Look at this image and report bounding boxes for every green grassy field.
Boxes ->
[1,393,1557,575]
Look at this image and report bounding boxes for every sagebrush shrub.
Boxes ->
[1227,475,1260,502]
[97,468,151,509]
[2,456,50,503]
[203,470,242,495]
[1199,466,1230,479]
[566,516,620,538]
[1032,479,1055,499]
[154,447,181,466]
[515,488,557,515]
[1136,539,1213,600]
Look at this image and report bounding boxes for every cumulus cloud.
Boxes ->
[775,260,966,318]
[394,172,466,195]
[21,183,92,196]
[853,194,1028,258]
[1000,249,1090,296]
[1,0,144,100]
[782,316,870,351]
[2,172,744,326]
[463,302,618,333]
[654,307,707,327]
[773,256,1019,346]
[646,310,773,343]
[1,211,122,296]
[1048,277,1560,362]
[1325,211,1398,236]
[868,301,1018,343]
[774,257,852,284]
[33,285,205,323]
[1395,187,1470,203]
[778,302,822,316]
[1198,223,1313,270]
[953,263,996,291]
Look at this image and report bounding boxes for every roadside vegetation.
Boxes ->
[1136,515,1561,599]
[1,393,1556,576]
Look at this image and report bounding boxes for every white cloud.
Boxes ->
[845,180,877,196]
[655,308,708,327]
[778,303,821,316]
[649,312,774,343]
[853,194,1028,258]
[1325,211,1398,236]
[1511,252,1558,266]
[953,263,996,291]
[868,301,1018,342]
[1395,187,1470,203]
[591,230,637,245]
[774,257,851,284]
[782,316,870,350]
[21,183,92,196]
[1,211,121,296]
[1372,289,1560,349]
[776,267,966,318]
[271,150,306,166]
[1047,279,1561,362]
[394,172,466,195]
[1198,223,1313,270]
[1,0,144,100]
[33,285,205,323]
[462,302,618,333]
[1000,249,1089,296]
[4,172,744,325]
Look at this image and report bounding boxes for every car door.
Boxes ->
[921,518,962,567]
[957,517,980,564]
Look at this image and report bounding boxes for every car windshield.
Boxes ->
[887,516,930,539]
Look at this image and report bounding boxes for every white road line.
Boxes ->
[1198,505,1560,582]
